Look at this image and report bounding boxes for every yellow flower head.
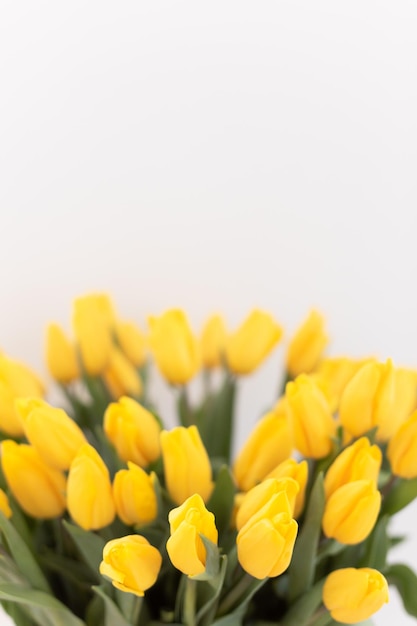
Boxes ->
[387,410,417,479]
[286,310,328,377]
[113,463,158,527]
[45,323,79,383]
[200,314,227,369]
[72,293,115,376]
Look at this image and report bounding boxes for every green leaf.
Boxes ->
[280,579,325,626]
[192,535,220,582]
[359,515,389,571]
[0,513,50,593]
[386,563,417,617]
[198,376,236,463]
[196,556,228,626]
[0,582,85,626]
[0,600,35,626]
[381,477,417,516]
[92,585,134,626]
[288,473,325,601]
[207,466,236,538]
[62,521,105,580]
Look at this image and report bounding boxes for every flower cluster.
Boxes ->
[1,295,417,626]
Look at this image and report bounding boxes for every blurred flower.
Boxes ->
[0,488,12,518]
[200,314,227,369]
[103,346,142,399]
[67,444,115,530]
[286,375,335,458]
[161,426,213,504]
[266,458,308,518]
[237,491,298,579]
[323,567,389,624]
[1,440,66,518]
[148,309,199,384]
[116,320,147,367]
[324,437,382,500]
[233,405,292,492]
[322,480,381,544]
[225,310,283,375]
[45,323,79,383]
[72,293,115,376]
[0,353,44,436]
[113,462,157,526]
[104,396,160,467]
[314,357,375,411]
[16,397,86,470]
[286,310,328,377]
[387,410,417,478]
[100,535,162,597]
[166,493,218,577]
[339,359,416,441]
[235,477,299,530]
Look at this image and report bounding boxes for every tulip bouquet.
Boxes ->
[1,295,417,626]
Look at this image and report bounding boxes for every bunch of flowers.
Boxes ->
[1,294,417,626]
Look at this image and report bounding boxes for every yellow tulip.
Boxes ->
[324,437,382,500]
[286,310,328,377]
[0,353,44,436]
[104,396,161,467]
[315,357,375,410]
[237,491,298,579]
[286,375,335,459]
[67,444,115,530]
[387,410,417,478]
[322,480,381,544]
[0,488,12,518]
[340,359,415,441]
[100,535,162,597]
[113,462,157,526]
[225,310,283,375]
[266,458,308,518]
[235,477,299,530]
[166,493,218,577]
[1,440,66,518]
[200,314,227,369]
[116,320,147,367]
[45,323,79,383]
[161,426,213,504]
[72,293,115,376]
[233,408,292,492]
[103,347,142,399]
[15,398,86,470]
[323,567,389,624]
[148,309,200,385]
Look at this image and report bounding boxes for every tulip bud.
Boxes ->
[237,491,298,579]
[286,310,328,377]
[322,480,381,544]
[233,408,292,492]
[116,320,147,367]
[324,437,382,500]
[0,488,12,518]
[200,314,227,369]
[161,426,213,504]
[100,535,162,596]
[72,293,115,376]
[104,397,161,467]
[103,347,142,399]
[236,477,299,530]
[1,440,66,518]
[387,410,417,478]
[15,398,87,470]
[225,310,283,375]
[113,462,157,526]
[148,308,200,385]
[67,444,115,530]
[166,493,218,577]
[266,458,308,518]
[323,567,389,624]
[45,323,79,383]
[315,357,375,410]
[286,375,335,459]
[0,353,44,436]
[340,359,415,441]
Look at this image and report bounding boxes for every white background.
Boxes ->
[1,2,417,624]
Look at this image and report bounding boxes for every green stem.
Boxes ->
[129,595,143,625]
[217,572,258,616]
[183,577,197,626]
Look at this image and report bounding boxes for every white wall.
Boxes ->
[1,2,417,624]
